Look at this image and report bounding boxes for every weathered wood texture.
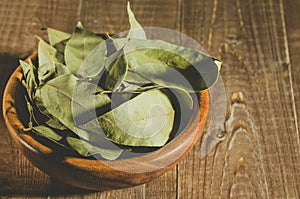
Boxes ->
[0,0,299,198]
[178,0,300,198]
[285,0,300,168]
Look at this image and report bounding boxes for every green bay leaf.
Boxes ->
[24,93,67,130]
[31,125,69,149]
[36,38,71,85]
[65,22,104,76]
[34,73,111,139]
[54,62,70,76]
[108,83,161,109]
[80,89,175,147]
[124,70,152,85]
[45,116,68,130]
[55,43,67,64]
[47,27,72,64]
[109,2,146,53]
[37,39,58,85]
[20,59,38,101]
[78,40,107,78]
[66,136,123,160]
[32,125,63,142]
[98,48,128,91]
[124,38,220,92]
[127,2,146,39]
[20,60,30,76]
[47,28,71,46]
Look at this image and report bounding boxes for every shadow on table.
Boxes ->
[0,176,97,197]
[0,54,100,197]
[0,54,20,111]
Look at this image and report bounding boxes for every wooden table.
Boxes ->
[1,0,299,198]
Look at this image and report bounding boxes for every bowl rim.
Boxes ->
[2,50,209,175]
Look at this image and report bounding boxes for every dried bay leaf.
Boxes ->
[47,28,71,63]
[120,82,160,93]
[29,99,68,130]
[37,39,58,85]
[31,125,72,150]
[23,90,67,131]
[109,83,161,109]
[45,116,68,130]
[66,136,123,160]
[98,48,128,91]
[20,60,30,76]
[32,125,63,142]
[78,40,107,78]
[127,2,146,39]
[123,38,220,92]
[23,35,101,150]
[20,59,38,101]
[34,73,111,138]
[54,62,70,76]
[47,28,71,46]
[65,22,104,76]
[124,70,153,85]
[80,90,175,147]
[110,2,146,51]
[55,43,67,64]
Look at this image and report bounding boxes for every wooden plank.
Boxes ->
[0,0,81,57]
[178,0,300,198]
[284,0,300,177]
[144,171,177,199]
[99,186,145,199]
[0,0,180,198]
[0,0,84,196]
[79,0,180,34]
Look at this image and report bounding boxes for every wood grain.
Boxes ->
[284,0,300,169]
[0,0,299,198]
[178,0,300,198]
[0,0,180,198]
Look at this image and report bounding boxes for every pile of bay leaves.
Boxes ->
[20,2,221,160]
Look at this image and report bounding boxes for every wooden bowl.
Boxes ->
[2,51,209,191]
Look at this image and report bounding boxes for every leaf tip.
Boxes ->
[19,59,27,65]
[127,1,131,11]
[213,59,222,71]
[34,35,44,43]
[126,1,146,39]
[76,21,84,29]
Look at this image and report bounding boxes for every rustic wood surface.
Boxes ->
[0,0,299,198]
